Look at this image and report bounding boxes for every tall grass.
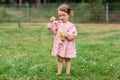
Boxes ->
[0,23,120,80]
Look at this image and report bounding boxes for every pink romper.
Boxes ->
[47,20,77,58]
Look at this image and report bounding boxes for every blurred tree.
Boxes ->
[19,0,22,8]
[82,0,85,3]
[85,0,105,3]
[36,0,43,9]
[89,0,105,23]
[0,0,120,4]
[106,0,120,3]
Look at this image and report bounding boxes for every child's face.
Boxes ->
[58,10,69,23]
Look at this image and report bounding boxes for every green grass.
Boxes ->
[0,23,120,80]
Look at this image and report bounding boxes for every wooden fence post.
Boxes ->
[106,3,109,23]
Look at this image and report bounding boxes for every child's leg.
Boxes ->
[57,55,63,74]
[65,58,71,75]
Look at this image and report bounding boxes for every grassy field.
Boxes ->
[0,23,120,80]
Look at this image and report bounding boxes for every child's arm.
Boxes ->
[65,24,77,40]
[47,16,58,34]
[50,16,56,23]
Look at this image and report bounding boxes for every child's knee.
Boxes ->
[57,56,63,63]
[65,58,70,62]
[58,59,63,63]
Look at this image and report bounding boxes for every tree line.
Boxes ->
[0,0,120,4]
[0,0,119,8]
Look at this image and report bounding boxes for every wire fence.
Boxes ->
[0,3,120,23]
[108,3,120,23]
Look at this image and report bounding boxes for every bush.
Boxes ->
[89,2,106,23]
[73,3,91,23]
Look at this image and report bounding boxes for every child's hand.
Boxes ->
[50,16,56,23]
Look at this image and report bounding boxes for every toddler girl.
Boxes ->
[47,4,77,75]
